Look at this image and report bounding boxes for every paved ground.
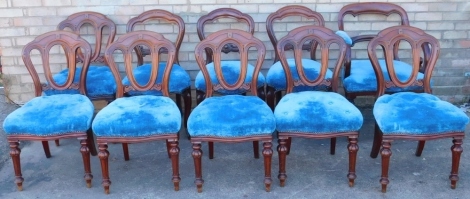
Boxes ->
[1,91,469,198]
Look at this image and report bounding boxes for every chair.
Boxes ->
[368,25,469,193]
[92,30,181,194]
[196,8,265,158]
[274,25,362,187]
[188,29,275,192]
[337,3,419,103]
[125,9,191,129]
[2,31,95,191]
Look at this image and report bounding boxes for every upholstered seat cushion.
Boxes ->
[3,94,94,136]
[122,63,191,95]
[274,91,363,133]
[45,66,116,98]
[374,92,469,134]
[195,61,266,95]
[188,95,275,137]
[92,95,181,137]
[335,30,353,45]
[266,58,333,92]
[343,60,426,93]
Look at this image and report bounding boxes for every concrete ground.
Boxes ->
[1,90,469,198]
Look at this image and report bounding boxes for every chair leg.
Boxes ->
[9,141,24,191]
[196,90,205,105]
[347,136,359,187]
[257,87,266,101]
[41,141,51,158]
[450,138,463,189]
[166,139,172,159]
[262,141,273,192]
[286,137,292,155]
[182,88,192,130]
[277,138,288,187]
[253,141,260,159]
[98,144,111,194]
[55,139,60,146]
[169,140,181,191]
[80,138,93,188]
[122,143,130,161]
[275,91,282,105]
[370,123,382,158]
[192,142,204,193]
[87,128,98,156]
[175,93,182,115]
[415,141,426,157]
[208,142,214,159]
[330,138,336,155]
[266,86,275,111]
[380,140,392,193]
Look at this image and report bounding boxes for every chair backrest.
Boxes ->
[276,25,347,94]
[57,11,116,64]
[194,29,266,98]
[367,25,439,96]
[266,5,325,63]
[197,8,255,63]
[104,31,176,98]
[126,9,185,65]
[22,31,92,97]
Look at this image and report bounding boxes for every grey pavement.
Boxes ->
[1,90,469,198]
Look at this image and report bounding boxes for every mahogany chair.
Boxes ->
[196,8,265,158]
[125,9,191,129]
[368,25,469,193]
[2,31,95,191]
[52,11,117,147]
[92,30,181,194]
[273,25,362,187]
[188,29,275,192]
[337,3,424,103]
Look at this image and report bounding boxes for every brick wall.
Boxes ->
[1,0,469,104]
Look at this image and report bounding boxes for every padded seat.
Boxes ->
[47,66,116,97]
[92,95,181,137]
[343,60,425,93]
[188,95,275,137]
[275,91,363,133]
[195,61,266,95]
[266,59,333,92]
[3,94,94,136]
[122,63,191,96]
[374,92,469,134]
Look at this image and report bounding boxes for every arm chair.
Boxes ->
[195,8,265,157]
[337,3,423,103]
[273,25,363,187]
[2,31,95,191]
[368,25,469,193]
[92,31,181,194]
[188,29,275,192]
[52,11,117,147]
[126,9,191,130]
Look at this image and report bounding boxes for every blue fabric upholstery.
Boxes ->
[188,95,275,137]
[335,31,352,45]
[195,61,266,95]
[122,63,191,95]
[3,94,94,136]
[45,66,116,98]
[266,58,333,92]
[374,92,469,134]
[92,95,181,137]
[274,91,363,133]
[343,60,426,93]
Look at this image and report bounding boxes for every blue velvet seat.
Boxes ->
[92,31,181,194]
[188,29,274,192]
[273,25,361,188]
[367,25,468,193]
[2,31,96,191]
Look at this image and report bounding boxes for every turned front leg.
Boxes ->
[380,140,392,193]
[263,141,273,192]
[277,138,288,187]
[80,138,93,188]
[9,141,24,191]
[169,140,181,191]
[347,136,358,187]
[98,144,111,194]
[450,138,463,189]
[192,142,204,193]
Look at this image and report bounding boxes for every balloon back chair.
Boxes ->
[126,9,191,129]
[273,25,363,187]
[196,8,265,157]
[188,29,275,192]
[92,31,181,194]
[3,31,95,191]
[337,3,423,103]
[367,25,469,193]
